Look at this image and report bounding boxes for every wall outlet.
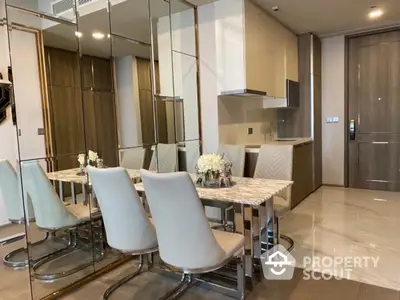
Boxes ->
[248,127,253,135]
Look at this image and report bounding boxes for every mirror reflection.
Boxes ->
[0,0,202,299]
[4,3,96,299]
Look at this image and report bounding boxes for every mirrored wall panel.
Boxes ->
[0,0,202,299]
[6,1,96,298]
[0,3,31,297]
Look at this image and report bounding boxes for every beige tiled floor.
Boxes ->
[281,186,400,291]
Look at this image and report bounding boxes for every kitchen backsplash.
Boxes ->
[218,95,277,145]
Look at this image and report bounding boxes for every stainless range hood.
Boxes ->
[220,80,300,108]
[220,89,267,97]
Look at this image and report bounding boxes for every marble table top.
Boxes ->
[135,174,293,206]
[47,168,141,184]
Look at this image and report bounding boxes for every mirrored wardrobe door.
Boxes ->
[0,2,31,299]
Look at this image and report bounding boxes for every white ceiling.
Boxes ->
[253,0,400,36]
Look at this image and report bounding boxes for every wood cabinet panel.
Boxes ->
[244,0,298,97]
[92,57,112,90]
[82,90,97,152]
[94,92,118,167]
[50,86,85,155]
[137,58,152,91]
[46,48,80,87]
[82,56,93,89]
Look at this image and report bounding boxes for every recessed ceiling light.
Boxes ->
[368,7,383,19]
[92,32,105,40]
[75,31,82,38]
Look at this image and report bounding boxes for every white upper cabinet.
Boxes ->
[206,0,298,97]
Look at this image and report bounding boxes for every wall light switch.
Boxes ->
[326,117,333,123]
[333,117,340,123]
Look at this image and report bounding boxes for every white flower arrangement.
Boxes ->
[197,153,225,173]
[88,150,98,163]
[77,150,98,165]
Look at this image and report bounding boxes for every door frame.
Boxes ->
[344,26,400,187]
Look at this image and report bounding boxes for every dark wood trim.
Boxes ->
[194,6,203,153]
[344,36,350,187]
[323,184,345,188]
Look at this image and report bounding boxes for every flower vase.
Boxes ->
[204,171,221,188]
[79,163,86,175]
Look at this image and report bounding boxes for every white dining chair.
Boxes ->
[213,144,246,230]
[140,169,245,300]
[254,144,293,248]
[120,148,145,170]
[149,143,178,173]
[218,144,246,177]
[0,159,34,223]
[21,161,101,280]
[87,166,158,299]
[0,159,36,268]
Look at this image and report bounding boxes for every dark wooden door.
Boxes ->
[348,30,400,191]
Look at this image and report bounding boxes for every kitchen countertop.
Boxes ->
[245,138,313,153]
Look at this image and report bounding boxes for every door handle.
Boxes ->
[349,119,356,140]
[372,142,389,144]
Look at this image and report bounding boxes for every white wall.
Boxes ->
[198,2,220,153]
[114,56,142,149]
[321,35,345,186]
[0,25,16,226]
[0,24,45,225]
[11,29,46,161]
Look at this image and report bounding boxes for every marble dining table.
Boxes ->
[47,168,293,278]
[134,175,293,277]
[47,167,141,204]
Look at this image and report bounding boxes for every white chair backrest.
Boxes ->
[21,161,79,229]
[120,148,145,170]
[254,145,293,180]
[184,142,200,173]
[87,166,157,252]
[140,169,225,270]
[0,159,34,222]
[218,144,246,177]
[149,143,178,173]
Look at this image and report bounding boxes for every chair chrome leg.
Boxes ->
[275,215,280,245]
[274,216,294,252]
[236,253,246,300]
[157,273,192,300]
[33,225,109,281]
[221,209,227,231]
[3,232,51,269]
[103,255,145,300]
